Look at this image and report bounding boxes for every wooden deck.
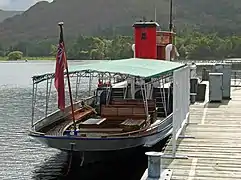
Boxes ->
[161,87,241,180]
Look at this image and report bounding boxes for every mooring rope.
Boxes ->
[64,143,74,177]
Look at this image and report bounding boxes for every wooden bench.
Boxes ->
[111,99,156,112]
[66,108,94,121]
[79,118,107,128]
[76,109,94,120]
[80,118,106,125]
[101,105,146,120]
[78,128,123,133]
[120,119,146,132]
[109,99,157,122]
[111,99,155,106]
[120,119,146,127]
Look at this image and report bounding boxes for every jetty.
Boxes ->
[163,88,241,180]
[141,63,241,180]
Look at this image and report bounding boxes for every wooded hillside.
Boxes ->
[1,0,241,43]
[0,9,22,22]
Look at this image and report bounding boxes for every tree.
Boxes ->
[8,51,23,60]
[4,31,241,60]
[50,44,57,56]
[0,43,4,56]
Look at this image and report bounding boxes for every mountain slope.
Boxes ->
[0,0,241,43]
[0,10,22,22]
[175,0,241,34]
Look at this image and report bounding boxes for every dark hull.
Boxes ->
[68,146,146,165]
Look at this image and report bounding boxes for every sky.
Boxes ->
[0,0,53,11]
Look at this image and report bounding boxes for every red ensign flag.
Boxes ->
[54,26,67,111]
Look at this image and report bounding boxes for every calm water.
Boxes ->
[0,60,161,180]
[0,61,68,180]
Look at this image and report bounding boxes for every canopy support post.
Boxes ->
[141,81,149,119]
[105,73,112,105]
[45,77,49,117]
[75,73,81,101]
[88,72,93,96]
[167,75,172,115]
[131,77,135,99]
[45,77,53,117]
[159,78,167,117]
[31,82,38,128]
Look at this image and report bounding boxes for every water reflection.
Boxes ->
[32,148,149,180]
[32,137,168,180]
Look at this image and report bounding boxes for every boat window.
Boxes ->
[141,32,147,40]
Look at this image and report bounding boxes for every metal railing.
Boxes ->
[231,70,241,87]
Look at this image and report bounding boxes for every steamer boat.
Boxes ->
[29,17,188,163]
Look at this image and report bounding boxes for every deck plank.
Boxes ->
[160,87,241,179]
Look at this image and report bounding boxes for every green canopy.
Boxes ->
[32,58,186,83]
[69,58,186,78]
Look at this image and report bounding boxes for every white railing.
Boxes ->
[141,66,191,179]
[172,66,190,156]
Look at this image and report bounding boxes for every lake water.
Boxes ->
[0,60,163,180]
[0,61,69,180]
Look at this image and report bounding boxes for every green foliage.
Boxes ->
[50,44,57,56]
[4,32,241,60]
[175,32,241,59]
[0,44,5,56]
[65,35,133,60]
[7,51,23,60]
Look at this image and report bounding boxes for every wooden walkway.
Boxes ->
[162,87,241,180]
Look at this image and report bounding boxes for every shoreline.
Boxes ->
[0,57,56,61]
[0,58,100,64]
[1,57,240,62]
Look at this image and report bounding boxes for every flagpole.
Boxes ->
[154,7,157,22]
[58,22,76,131]
[169,0,173,32]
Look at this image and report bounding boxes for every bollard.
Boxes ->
[190,93,197,104]
[190,62,197,78]
[145,152,163,179]
[202,68,210,81]
[235,71,237,86]
[202,68,206,81]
